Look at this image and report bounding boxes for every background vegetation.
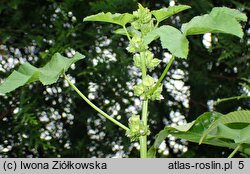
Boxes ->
[0,0,249,157]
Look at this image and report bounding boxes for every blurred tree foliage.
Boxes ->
[0,0,249,157]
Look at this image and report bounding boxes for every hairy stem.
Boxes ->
[64,74,129,131]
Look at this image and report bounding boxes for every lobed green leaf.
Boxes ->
[0,52,85,94]
[153,112,222,148]
[83,12,134,26]
[235,125,250,144]
[200,110,250,143]
[144,25,189,58]
[181,7,246,38]
[211,7,247,22]
[153,111,250,156]
[152,5,191,23]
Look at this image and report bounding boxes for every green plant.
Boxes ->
[0,4,248,158]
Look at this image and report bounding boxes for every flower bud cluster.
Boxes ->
[127,35,148,53]
[133,51,161,71]
[134,76,163,100]
[131,4,154,36]
[126,114,150,141]
[125,4,164,141]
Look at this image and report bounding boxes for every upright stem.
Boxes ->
[139,51,148,158]
[140,100,148,158]
[141,52,147,79]
[139,55,175,157]
[64,74,129,132]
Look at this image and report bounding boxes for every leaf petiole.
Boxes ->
[64,74,129,131]
[147,55,175,97]
[215,95,250,105]
[154,21,159,29]
[123,25,131,41]
[228,144,241,158]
